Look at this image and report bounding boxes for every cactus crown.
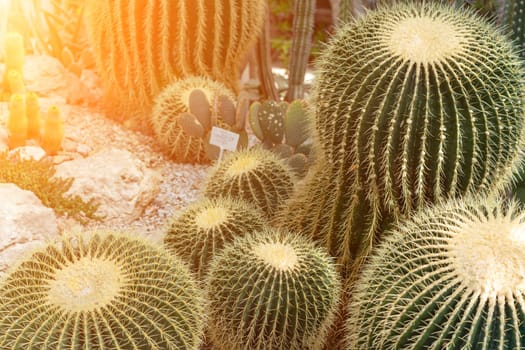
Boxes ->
[253,242,299,271]
[47,257,123,312]
[195,206,229,229]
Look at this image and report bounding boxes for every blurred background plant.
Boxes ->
[0,0,92,71]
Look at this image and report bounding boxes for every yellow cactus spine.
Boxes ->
[41,105,64,155]
[7,93,27,149]
[25,92,41,140]
[2,32,24,93]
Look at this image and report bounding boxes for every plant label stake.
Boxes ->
[209,126,239,162]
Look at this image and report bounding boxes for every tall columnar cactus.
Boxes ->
[206,228,341,350]
[279,2,525,279]
[2,32,24,93]
[499,0,525,57]
[41,105,64,156]
[7,93,27,149]
[347,197,525,349]
[84,0,266,129]
[204,147,295,218]
[164,197,267,279]
[0,231,205,349]
[285,0,315,101]
[151,76,242,163]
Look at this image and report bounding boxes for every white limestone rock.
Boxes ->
[0,183,59,273]
[54,148,161,223]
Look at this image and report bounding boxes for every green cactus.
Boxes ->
[279,2,525,279]
[151,76,248,163]
[0,231,205,349]
[249,99,313,176]
[204,147,295,219]
[285,0,316,101]
[84,0,266,129]
[206,228,341,350]
[164,197,267,279]
[499,0,525,56]
[347,196,525,349]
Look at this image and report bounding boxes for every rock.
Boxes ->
[54,148,161,223]
[0,128,8,153]
[23,55,69,98]
[8,145,46,161]
[0,183,59,273]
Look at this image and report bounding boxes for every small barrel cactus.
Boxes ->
[0,231,205,349]
[41,105,64,155]
[204,147,295,218]
[347,197,525,349]
[84,0,265,129]
[280,1,525,278]
[151,76,247,163]
[164,196,267,279]
[206,228,341,350]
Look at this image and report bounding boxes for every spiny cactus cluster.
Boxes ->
[347,197,525,349]
[249,99,313,176]
[164,196,267,279]
[151,76,247,163]
[206,228,341,350]
[204,147,296,219]
[0,232,205,349]
[84,0,266,129]
[280,1,525,278]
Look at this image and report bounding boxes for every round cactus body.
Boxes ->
[204,147,295,218]
[347,197,525,350]
[164,196,267,279]
[280,1,525,278]
[0,232,205,349]
[152,76,236,163]
[85,0,265,128]
[206,228,341,350]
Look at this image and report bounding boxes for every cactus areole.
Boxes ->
[347,198,525,349]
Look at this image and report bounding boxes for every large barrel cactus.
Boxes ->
[347,197,525,349]
[0,232,205,349]
[84,0,266,128]
[279,1,525,278]
[206,228,341,350]
[164,196,267,279]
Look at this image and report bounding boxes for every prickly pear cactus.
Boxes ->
[347,197,525,350]
[84,0,266,129]
[204,147,295,218]
[164,197,267,279]
[0,232,205,349]
[249,99,313,176]
[206,228,341,350]
[151,76,239,163]
[279,1,525,278]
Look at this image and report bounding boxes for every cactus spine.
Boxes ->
[204,147,295,218]
[84,0,266,128]
[206,228,341,350]
[0,232,205,349]
[347,197,525,349]
[279,2,525,279]
[164,197,267,279]
[498,0,525,57]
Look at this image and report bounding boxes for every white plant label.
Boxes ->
[209,126,239,161]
